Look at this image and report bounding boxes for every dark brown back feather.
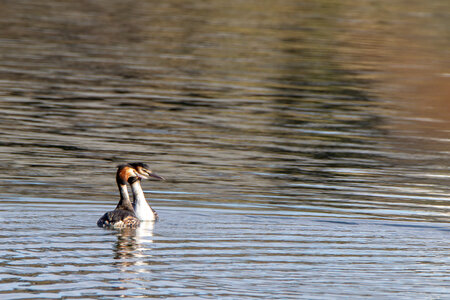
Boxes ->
[97,209,140,228]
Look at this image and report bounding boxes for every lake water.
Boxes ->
[0,0,449,299]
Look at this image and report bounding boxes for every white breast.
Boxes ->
[131,181,157,221]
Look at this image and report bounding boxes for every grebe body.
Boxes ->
[131,178,158,221]
[129,162,163,221]
[97,209,139,228]
[97,164,141,228]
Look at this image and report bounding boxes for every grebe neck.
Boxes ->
[115,182,134,212]
[130,179,156,221]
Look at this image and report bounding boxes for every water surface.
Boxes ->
[0,0,449,298]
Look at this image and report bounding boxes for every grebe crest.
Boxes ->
[129,162,164,181]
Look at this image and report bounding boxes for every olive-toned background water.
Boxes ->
[0,0,449,299]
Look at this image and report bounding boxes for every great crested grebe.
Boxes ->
[97,164,141,228]
[128,162,164,221]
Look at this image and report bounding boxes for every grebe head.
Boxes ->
[116,164,141,185]
[129,162,164,181]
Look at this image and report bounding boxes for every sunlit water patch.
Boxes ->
[1,197,449,299]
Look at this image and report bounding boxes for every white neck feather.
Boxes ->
[131,180,156,221]
[119,184,129,201]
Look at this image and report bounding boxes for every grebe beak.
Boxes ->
[138,171,165,181]
[148,172,165,181]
